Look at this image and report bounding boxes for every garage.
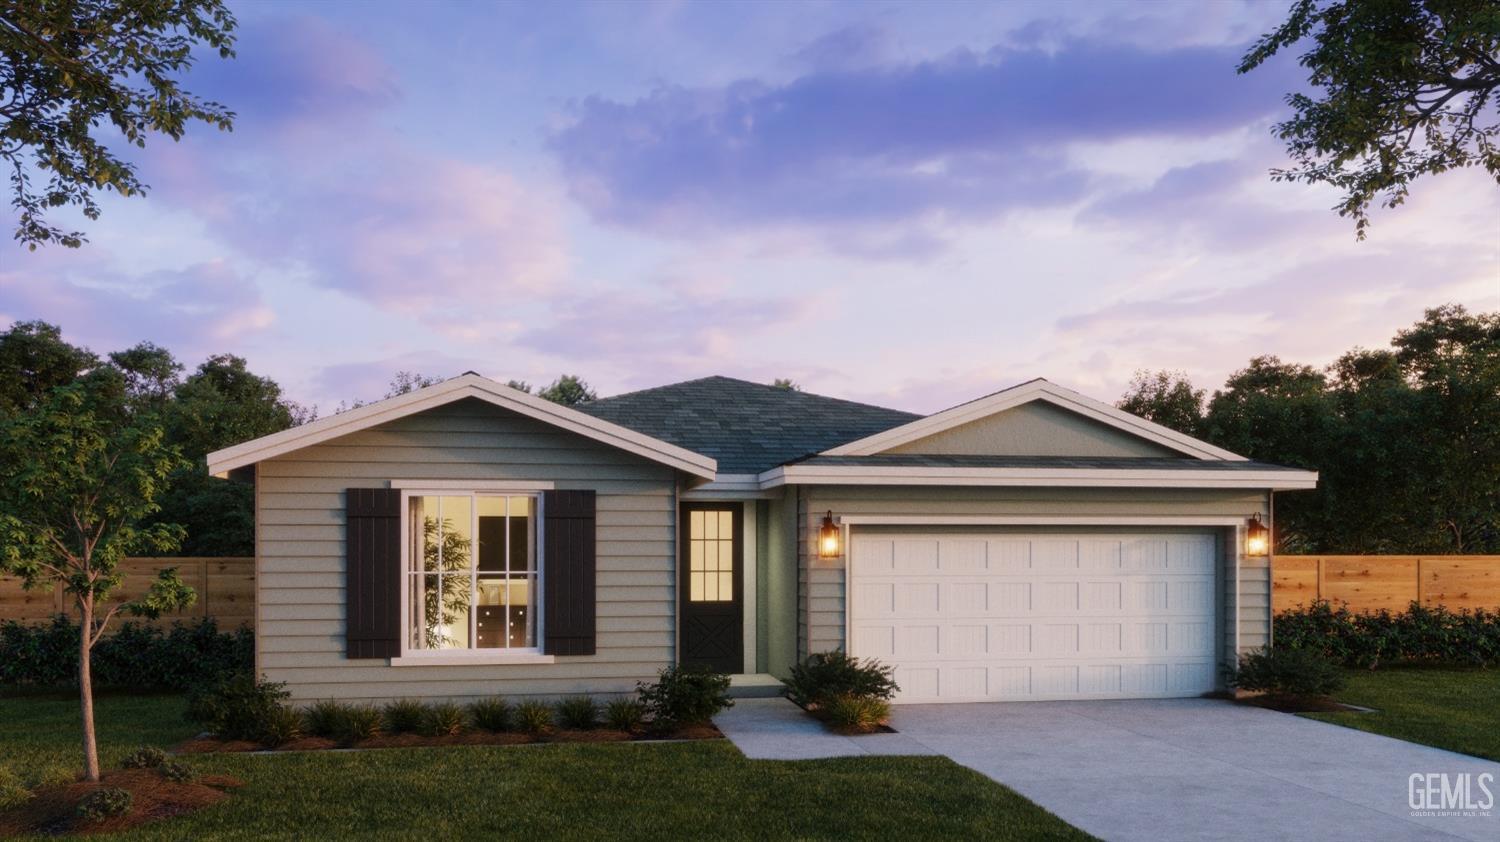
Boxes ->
[848,530,1221,704]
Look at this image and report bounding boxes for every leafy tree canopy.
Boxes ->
[1116,370,1204,435]
[771,378,802,391]
[0,319,98,414]
[536,374,597,406]
[1240,0,1500,237]
[0,0,238,248]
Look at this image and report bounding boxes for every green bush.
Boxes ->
[421,702,466,737]
[340,705,383,742]
[637,664,732,730]
[514,700,554,735]
[302,701,353,740]
[76,787,132,823]
[257,704,302,746]
[157,760,194,783]
[1228,647,1346,697]
[821,694,890,734]
[184,674,292,742]
[556,696,598,730]
[785,650,899,708]
[1275,601,1500,668]
[0,616,252,690]
[467,698,512,733]
[382,699,426,734]
[120,746,168,770]
[603,698,645,733]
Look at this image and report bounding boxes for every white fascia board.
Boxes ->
[680,474,778,499]
[758,465,1318,490]
[822,379,1246,461]
[206,373,717,479]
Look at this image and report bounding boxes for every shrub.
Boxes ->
[421,702,466,737]
[556,696,598,730]
[382,699,426,734]
[340,705,383,743]
[1275,601,1500,668]
[514,700,554,735]
[637,664,732,730]
[302,700,354,740]
[184,674,292,742]
[0,766,31,811]
[603,698,645,733]
[822,694,890,734]
[785,650,898,709]
[0,616,252,691]
[120,746,168,770]
[256,704,302,747]
[468,698,512,733]
[76,787,132,823]
[1228,647,1346,698]
[157,760,194,783]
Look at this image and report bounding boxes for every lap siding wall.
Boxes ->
[255,398,678,703]
[796,487,1272,677]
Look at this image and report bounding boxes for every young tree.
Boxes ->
[1116,370,1204,435]
[0,0,239,248]
[0,375,193,781]
[1239,0,1500,238]
[537,374,597,406]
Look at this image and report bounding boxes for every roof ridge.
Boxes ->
[582,374,920,418]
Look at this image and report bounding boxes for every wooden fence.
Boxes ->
[1273,555,1500,614]
[0,557,254,628]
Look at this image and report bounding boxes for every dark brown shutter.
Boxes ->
[543,489,596,656]
[346,488,401,659]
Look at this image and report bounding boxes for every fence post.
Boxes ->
[1415,558,1423,607]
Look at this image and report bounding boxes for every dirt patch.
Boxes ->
[1239,694,1369,714]
[275,736,339,752]
[0,768,241,837]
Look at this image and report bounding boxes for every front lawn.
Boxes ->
[1306,667,1500,761]
[0,693,1093,840]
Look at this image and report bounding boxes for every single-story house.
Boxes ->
[206,374,1316,704]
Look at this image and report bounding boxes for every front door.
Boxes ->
[679,503,743,673]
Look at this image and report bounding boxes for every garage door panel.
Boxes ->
[850,530,1220,703]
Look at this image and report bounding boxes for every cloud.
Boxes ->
[549,37,1297,253]
[0,257,274,359]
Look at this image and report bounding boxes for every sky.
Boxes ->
[2,0,1497,415]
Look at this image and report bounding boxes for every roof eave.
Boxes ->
[757,465,1318,491]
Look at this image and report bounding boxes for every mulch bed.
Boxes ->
[172,724,722,754]
[1238,694,1371,714]
[0,769,242,837]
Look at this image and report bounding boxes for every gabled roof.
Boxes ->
[574,376,919,474]
[820,378,1245,462]
[205,373,717,480]
[761,454,1316,490]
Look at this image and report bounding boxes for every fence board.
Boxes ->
[1274,555,1500,614]
[0,558,254,629]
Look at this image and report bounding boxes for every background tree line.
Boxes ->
[0,321,599,557]
[1118,305,1499,554]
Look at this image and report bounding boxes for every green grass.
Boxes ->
[1305,666,1500,761]
[0,692,197,789]
[0,692,1093,841]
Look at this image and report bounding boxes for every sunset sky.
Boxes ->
[2,0,1496,414]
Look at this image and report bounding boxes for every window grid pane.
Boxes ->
[687,508,734,603]
[409,493,537,651]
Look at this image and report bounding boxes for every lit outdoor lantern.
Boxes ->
[1245,514,1270,557]
[818,511,842,559]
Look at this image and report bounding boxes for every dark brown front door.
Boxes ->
[679,503,743,673]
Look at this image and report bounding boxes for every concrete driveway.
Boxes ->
[715,697,1499,842]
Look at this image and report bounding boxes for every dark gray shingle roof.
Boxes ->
[575,376,919,474]
[787,455,1303,471]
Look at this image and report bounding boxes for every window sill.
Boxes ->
[388,652,556,667]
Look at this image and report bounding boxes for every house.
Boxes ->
[206,374,1316,704]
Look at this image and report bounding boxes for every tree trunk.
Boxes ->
[79,594,100,783]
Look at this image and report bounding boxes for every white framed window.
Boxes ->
[398,491,544,658]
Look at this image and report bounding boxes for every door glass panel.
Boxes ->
[687,508,734,603]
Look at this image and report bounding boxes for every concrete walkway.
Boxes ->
[714,697,1500,842]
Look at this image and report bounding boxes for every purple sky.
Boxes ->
[2,0,1496,414]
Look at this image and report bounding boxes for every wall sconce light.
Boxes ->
[818,511,842,559]
[1245,514,1270,557]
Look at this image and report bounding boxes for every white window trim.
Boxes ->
[395,487,550,664]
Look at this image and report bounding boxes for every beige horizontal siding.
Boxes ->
[797,486,1271,684]
[255,398,678,703]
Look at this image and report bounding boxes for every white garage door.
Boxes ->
[849,531,1219,703]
